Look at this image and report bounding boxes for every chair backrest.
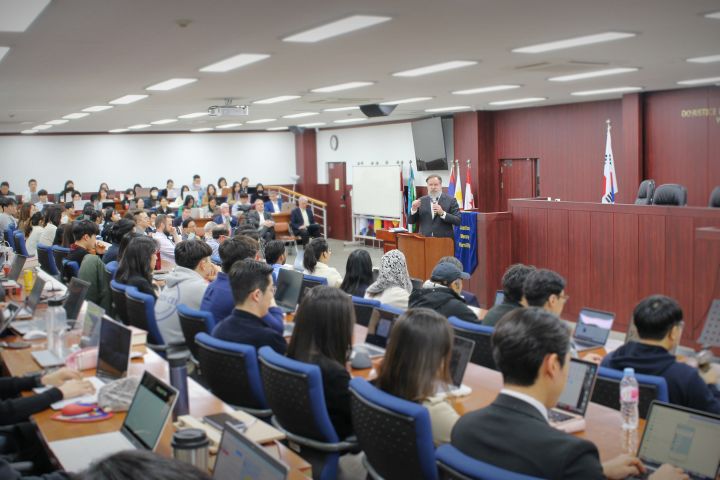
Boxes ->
[635,179,656,205]
[651,183,687,206]
[63,260,80,281]
[177,305,215,358]
[258,346,339,443]
[36,244,59,275]
[12,231,29,256]
[51,245,70,273]
[351,296,381,327]
[709,186,720,208]
[125,286,164,345]
[410,277,424,291]
[300,273,328,300]
[590,367,669,419]
[195,332,270,416]
[110,279,130,324]
[436,444,542,480]
[349,377,438,480]
[3,228,15,249]
[448,316,496,370]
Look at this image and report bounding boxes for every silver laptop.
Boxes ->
[213,423,288,480]
[7,277,47,333]
[274,268,303,314]
[353,308,400,358]
[632,402,720,480]
[494,290,504,306]
[448,336,475,391]
[0,254,26,285]
[79,301,104,347]
[548,358,598,433]
[63,277,91,326]
[48,371,177,473]
[572,308,615,351]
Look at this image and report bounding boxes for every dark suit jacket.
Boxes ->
[246,210,272,229]
[407,193,461,238]
[265,199,283,213]
[290,206,316,233]
[451,394,605,479]
[213,214,238,229]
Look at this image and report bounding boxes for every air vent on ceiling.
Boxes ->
[514,60,610,74]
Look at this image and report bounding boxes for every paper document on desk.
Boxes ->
[50,376,106,410]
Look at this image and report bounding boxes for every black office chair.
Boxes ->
[709,186,720,208]
[448,317,497,371]
[651,184,687,206]
[634,179,656,205]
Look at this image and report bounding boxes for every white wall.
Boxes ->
[0,132,296,193]
[316,122,452,185]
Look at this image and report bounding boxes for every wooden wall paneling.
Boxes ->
[589,212,615,312]
[566,210,591,319]
[546,208,569,278]
[621,93,643,194]
[511,207,529,265]
[693,228,720,349]
[526,207,548,267]
[294,130,318,198]
[708,88,720,199]
[664,215,695,343]
[612,213,639,331]
[471,212,513,307]
[637,215,666,298]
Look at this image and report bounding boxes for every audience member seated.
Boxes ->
[482,263,535,327]
[81,450,211,480]
[602,295,720,414]
[67,220,100,267]
[172,185,191,208]
[152,214,180,264]
[265,189,282,213]
[200,235,283,333]
[100,207,118,243]
[0,196,18,232]
[115,236,159,298]
[201,184,217,207]
[58,180,75,204]
[206,225,228,257]
[246,199,275,242]
[228,181,242,204]
[213,203,237,230]
[74,221,111,310]
[251,183,267,203]
[155,240,214,346]
[364,249,412,309]
[287,286,355,439]
[202,195,218,217]
[131,210,151,235]
[409,261,477,322]
[211,259,287,354]
[156,196,172,215]
[17,202,34,239]
[376,308,459,445]
[35,189,50,212]
[202,221,217,242]
[25,212,44,256]
[173,207,192,229]
[159,179,174,200]
[231,193,252,217]
[147,187,160,209]
[523,268,568,316]
[264,240,291,282]
[37,205,61,247]
[21,179,39,204]
[103,218,135,265]
[120,188,134,210]
[339,249,373,298]
[290,196,321,245]
[451,308,687,480]
[180,217,196,240]
[303,238,343,288]
[0,181,15,197]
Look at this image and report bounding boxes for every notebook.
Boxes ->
[353,308,400,357]
[632,402,720,480]
[572,308,615,351]
[213,423,288,480]
[548,358,598,433]
[48,371,177,473]
[274,268,303,314]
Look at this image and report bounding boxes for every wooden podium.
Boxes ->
[396,233,454,280]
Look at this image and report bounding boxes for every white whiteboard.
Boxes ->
[351,165,402,218]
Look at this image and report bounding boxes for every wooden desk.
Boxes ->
[350,325,643,462]
[0,345,311,478]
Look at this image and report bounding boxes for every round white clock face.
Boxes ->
[330,135,339,151]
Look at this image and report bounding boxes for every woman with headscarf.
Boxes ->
[364,249,412,309]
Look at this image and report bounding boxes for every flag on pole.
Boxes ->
[601,121,619,204]
[454,161,464,208]
[400,163,406,228]
[448,160,457,199]
[407,163,416,233]
[464,161,475,210]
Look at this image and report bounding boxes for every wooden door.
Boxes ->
[499,158,538,211]
[327,162,351,240]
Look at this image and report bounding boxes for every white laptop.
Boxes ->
[48,371,177,473]
[572,308,615,352]
[213,423,289,480]
[548,358,598,433]
[0,253,26,287]
[6,277,47,333]
[352,308,400,358]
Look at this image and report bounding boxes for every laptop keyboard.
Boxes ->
[549,409,574,423]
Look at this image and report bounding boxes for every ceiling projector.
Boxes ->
[208,105,249,117]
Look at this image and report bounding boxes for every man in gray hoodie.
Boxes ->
[155,240,215,346]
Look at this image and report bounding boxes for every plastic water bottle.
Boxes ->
[620,367,639,454]
[46,299,68,358]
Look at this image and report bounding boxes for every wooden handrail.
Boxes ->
[266,185,327,207]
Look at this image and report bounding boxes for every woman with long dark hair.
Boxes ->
[375,308,459,445]
[287,286,356,439]
[38,204,62,246]
[115,236,158,298]
[302,238,342,287]
[340,249,373,297]
[59,180,75,203]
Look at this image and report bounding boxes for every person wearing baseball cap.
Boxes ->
[408,260,479,323]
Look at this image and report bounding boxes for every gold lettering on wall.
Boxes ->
[680,106,719,123]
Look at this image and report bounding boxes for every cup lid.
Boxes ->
[171,428,209,449]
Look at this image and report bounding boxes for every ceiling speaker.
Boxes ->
[360,104,397,117]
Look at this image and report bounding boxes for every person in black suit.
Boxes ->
[290,196,321,245]
[408,175,461,238]
[451,307,688,480]
[246,199,276,242]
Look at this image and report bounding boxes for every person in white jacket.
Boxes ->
[155,239,216,347]
[302,237,343,288]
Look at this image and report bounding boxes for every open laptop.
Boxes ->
[0,254,26,286]
[353,308,400,357]
[274,268,303,314]
[6,277,47,333]
[572,308,615,352]
[213,423,289,480]
[631,402,720,480]
[47,371,177,473]
[547,358,598,433]
[63,277,90,327]
[447,336,475,392]
[79,301,104,347]
[494,290,504,307]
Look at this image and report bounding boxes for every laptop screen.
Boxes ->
[449,336,475,387]
[494,290,504,306]
[274,269,303,311]
[96,316,132,380]
[365,308,399,349]
[63,277,90,323]
[7,254,27,281]
[555,358,598,416]
[213,423,288,480]
[573,308,614,345]
[80,301,104,346]
[638,402,720,480]
[122,372,177,450]
[25,277,46,312]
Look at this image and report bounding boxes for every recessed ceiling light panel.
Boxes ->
[178,112,208,119]
[425,106,471,112]
[246,118,276,124]
[380,97,433,105]
[571,86,643,96]
[686,54,720,64]
[62,113,90,119]
[489,97,547,106]
[109,94,149,105]
[513,32,636,53]
[452,85,520,95]
[82,105,113,112]
[282,112,318,119]
[393,60,477,77]
[311,81,374,93]
[146,78,198,91]
[46,119,69,125]
[323,106,360,112]
[548,67,638,82]
[283,15,391,43]
[199,53,270,73]
[677,76,720,85]
[254,95,301,104]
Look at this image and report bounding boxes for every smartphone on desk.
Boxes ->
[203,413,247,432]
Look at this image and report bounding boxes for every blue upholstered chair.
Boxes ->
[109,279,130,325]
[124,287,164,346]
[63,260,79,281]
[51,245,70,273]
[591,367,669,419]
[195,332,271,418]
[12,231,29,257]
[349,377,438,480]
[210,254,221,266]
[300,273,328,302]
[258,346,357,480]
[177,305,216,359]
[351,296,381,327]
[37,244,59,276]
[3,228,15,250]
[448,317,497,371]
[436,444,543,480]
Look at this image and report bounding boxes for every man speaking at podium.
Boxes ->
[408,175,461,238]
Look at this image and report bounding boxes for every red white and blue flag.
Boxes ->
[602,122,619,204]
